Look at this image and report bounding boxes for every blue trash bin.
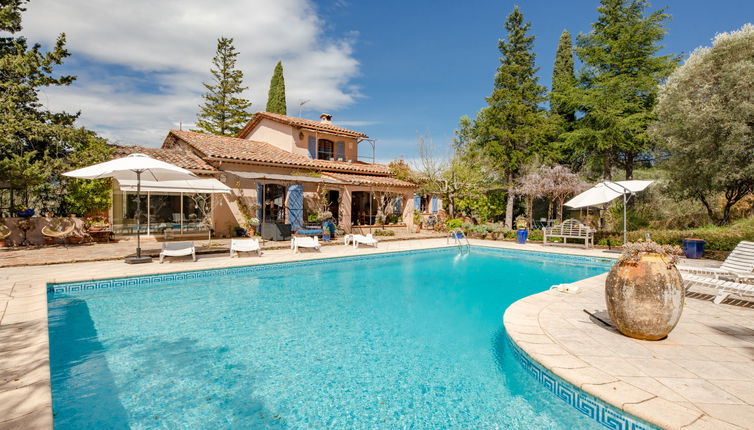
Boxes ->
[682,238,705,259]
[516,228,528,244]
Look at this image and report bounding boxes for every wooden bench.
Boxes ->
[543,219,595,249]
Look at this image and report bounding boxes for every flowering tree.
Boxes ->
[539,165,586,222]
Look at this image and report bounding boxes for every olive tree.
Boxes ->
[651,24,754,225]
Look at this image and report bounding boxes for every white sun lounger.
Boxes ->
[677,240,754,282]
[159,241,196,263]
[348,233,378,248]
[682,273,754,304]
[230,238,261,257]
[291,236,320,253]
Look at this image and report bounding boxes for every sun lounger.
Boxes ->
[291,236,320,253]
[682,272,754,304]
[677,240,754,282]
[230,238,261,257]
[348,234,378,248]
[159,241,196,263]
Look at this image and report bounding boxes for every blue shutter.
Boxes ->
[431,196,438,213]
[335,141,345,161]
[256,182,264,221]
[288,184,304,231]
[394,198,401,214]
[413,195,421,212]
[307,136,316,158]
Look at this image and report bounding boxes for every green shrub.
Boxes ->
[528,230,544,241]
[373,229,395,236]
[446,219,463,230]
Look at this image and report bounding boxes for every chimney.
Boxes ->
[319,113,333,124]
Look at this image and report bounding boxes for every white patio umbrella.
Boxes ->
[564,180,654,245]
[63,153,197,264]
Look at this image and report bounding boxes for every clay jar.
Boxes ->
[605,254,684,340]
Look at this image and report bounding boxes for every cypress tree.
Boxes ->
[194,37,251,136]
[266,61,287,115]
[551,30,576,123]
[472,7,552,229]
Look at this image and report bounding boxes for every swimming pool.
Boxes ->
[48,247,630,429]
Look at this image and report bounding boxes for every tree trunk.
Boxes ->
[505,172,514,229]
[557,197,565,223]
[547,200,553,221]
[624,157,634,181]
[603,149,612,180]
[698,193,719,224]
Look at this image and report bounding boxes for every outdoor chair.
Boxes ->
[682,273,754,304]
[230,238,262,257]
[346,233,378,249]
[41,220,76,247]
[677,240,754,282]
[291,236,320,253]
[159,241,196,263]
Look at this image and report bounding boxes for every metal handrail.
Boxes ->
[447,229,470,253]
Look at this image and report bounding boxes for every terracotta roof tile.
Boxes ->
[168,130,390,175]
[322,172,416,188]
[113,145,216,172]
[237,111,368,139]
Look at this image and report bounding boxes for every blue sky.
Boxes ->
[21,0,754,163]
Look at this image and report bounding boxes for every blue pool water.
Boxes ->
[48,247,613,429]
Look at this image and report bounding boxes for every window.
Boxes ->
[317,139,334,160]
[262,184,286,223]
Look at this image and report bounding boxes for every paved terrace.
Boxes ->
[0,238,747,429]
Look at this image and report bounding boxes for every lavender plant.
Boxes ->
[619,239,683,265]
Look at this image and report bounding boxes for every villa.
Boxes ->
[109,112,421,238]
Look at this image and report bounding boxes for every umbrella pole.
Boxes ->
[126,170,152,264]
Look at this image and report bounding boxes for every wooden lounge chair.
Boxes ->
[0,224,10,240]
[230,238,261,257]
[159,241,196,263]
[291,236,320,253]
[677,241,754,282]
[543,219,595,249]
[682,273,754,304]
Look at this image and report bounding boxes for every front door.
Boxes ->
[328,190,340,222]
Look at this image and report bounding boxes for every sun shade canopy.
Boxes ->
[564,180,654,209]
[117,178,230,194]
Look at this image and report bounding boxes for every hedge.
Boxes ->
[596,228,754,252]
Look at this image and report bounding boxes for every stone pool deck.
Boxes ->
[505,274,754,429]
[0,238,745,429]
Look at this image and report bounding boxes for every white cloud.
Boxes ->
[23,0,361,146]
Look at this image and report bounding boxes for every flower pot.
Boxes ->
[17,209,34,218]
[323,233,331,242]
[605,253,684,340]
[235,229,246,237]
[69,237,83,244]
[44,237,54,245]
[516,228,528,244]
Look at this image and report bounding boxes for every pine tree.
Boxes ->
[0,0,111,214]
[194,37,251,136]
[551,30,576,123]
[472,7,553,229]
[564,0,677,179]
[266,61,287,115]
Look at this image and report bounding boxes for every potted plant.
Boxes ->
[605,240,684,341]
[246,217,260,236]
[413,210,422,233]
[445,219,463,238]
[13,205,34,218]
[515,216,528,244]
[233,226,247,237]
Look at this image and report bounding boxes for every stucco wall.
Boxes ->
[244,118,361,162]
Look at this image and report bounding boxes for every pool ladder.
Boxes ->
[447,229,471,254]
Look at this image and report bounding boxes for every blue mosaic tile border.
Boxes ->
[48,245,613,297]
[507,336,658,430]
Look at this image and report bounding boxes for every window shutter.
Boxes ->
[413,195,421,211]
[307,136,316,158]
[336,141,345,161]
[431,196,438,213]
[394,198,401,214]
[287,184,304,231]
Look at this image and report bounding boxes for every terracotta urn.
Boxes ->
[605,253,684,340]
